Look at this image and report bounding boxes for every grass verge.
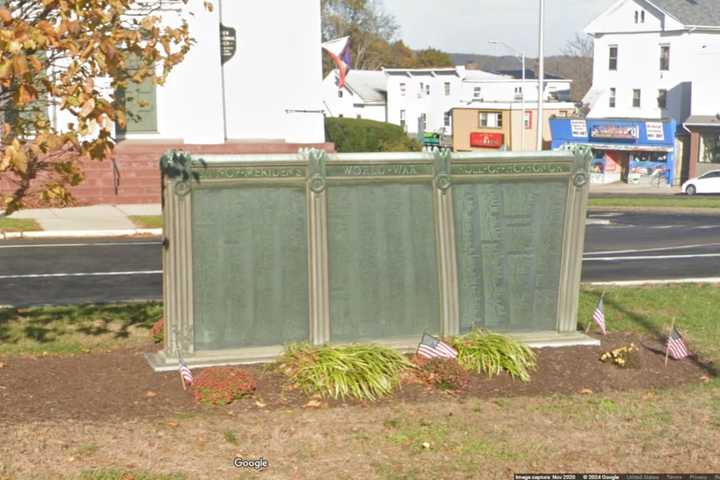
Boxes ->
[129,215,163,229]
[589,195,720,209]
[580,283,720,364]
[0,217,42,232]
[0,302,162,356]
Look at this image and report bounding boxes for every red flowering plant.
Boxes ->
[191,367,257,406]
[150,318,164,344]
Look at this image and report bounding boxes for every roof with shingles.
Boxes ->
[650,0,720,26]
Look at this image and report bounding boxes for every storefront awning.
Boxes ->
[573,143,673,153]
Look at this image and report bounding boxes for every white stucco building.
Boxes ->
[322,66,573,137]
[53,0,326,145]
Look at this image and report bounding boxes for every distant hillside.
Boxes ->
[449,53,593,102]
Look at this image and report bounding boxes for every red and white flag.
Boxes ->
[417,333,458,360]
[592,295,607,335]
[322,36,352,88]
[666,327,691,360]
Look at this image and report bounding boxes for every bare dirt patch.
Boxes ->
[0,333,713,425]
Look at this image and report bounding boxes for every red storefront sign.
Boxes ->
[470,132,504,148]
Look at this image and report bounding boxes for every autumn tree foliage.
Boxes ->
[0,0,203,213]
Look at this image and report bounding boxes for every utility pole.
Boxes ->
[536,0,545,151]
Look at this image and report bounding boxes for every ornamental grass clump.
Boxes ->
[452,330,537,382]
[279,343,414,401]
[191,367,256,405]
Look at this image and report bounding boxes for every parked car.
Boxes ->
[682,170,720,195]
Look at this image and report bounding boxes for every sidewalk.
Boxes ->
[590,182,682,196]
[1,204,162,239]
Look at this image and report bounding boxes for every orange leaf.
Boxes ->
[0,8,11,23]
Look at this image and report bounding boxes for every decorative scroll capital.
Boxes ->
[433,149,452,193]
[558,144,592,189]
[301,148,328,194]
[160,149,206,196]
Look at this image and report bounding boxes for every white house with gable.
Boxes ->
[584,0,720,124]
[321,70,387,122]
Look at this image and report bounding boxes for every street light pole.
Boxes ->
[536,0,545,151]
[489,41,526,151]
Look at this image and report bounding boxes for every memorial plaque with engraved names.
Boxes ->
[191,186,309,350]
[327,183,440,341]
[454,180,568,332]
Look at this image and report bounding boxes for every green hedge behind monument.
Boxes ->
[325,117,422,153]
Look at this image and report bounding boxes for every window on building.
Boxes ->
[419,82,424,97]
[609,46,618,71]
[701,134,720,163]
[514,86,523,100]
[641,10,645,22]
[632,89,641,108]
[118,77,158,134]
[524,111,532,129]
[634,10,639,23]
[356,114,362,119]
[338,114,344,118]
[426,84,431,96]
[473,86,482,99]
[338,90,343,98]
[660,45,670,71]
[400,110,406,131]
[609,88,616,108]
[444,82,451,96]
[400,83,406,96]
[657,89,667,108]
[444,111,452,128]
[479,112,502,128]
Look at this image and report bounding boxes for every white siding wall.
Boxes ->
[692,40,720,116]
[586,0,720,123]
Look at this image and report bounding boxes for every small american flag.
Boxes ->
[666,327,691,360]
[592,296,607,335]
[417,333,458,360]
[179,358,193,388]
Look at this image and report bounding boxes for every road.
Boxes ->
[0,211,718,306]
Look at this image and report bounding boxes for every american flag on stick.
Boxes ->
[417,333,458,360]
[665,326,691,362]
[587,294,607,335]
[179,358,193,390]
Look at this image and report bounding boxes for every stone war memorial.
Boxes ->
[147,148,595,371]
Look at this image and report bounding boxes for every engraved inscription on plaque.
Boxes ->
[192,186,309,350]
[327,183,440,342]
[454,180,568,332]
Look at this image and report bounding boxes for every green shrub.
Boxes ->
[414,356,470,391]
[191,367,256,405]
[452,330,537,382]
[279,343,414,401]
[325,117,422,153]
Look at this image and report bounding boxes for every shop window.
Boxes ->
[632,89,641,108]
[609,88,616,108]
[701,135,720,163]
[524,111,532,129]
[609,46,618,71]
[657,89,667,109]
[660,45,670,71]
[479,112,502,128]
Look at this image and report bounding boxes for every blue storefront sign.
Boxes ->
[550,118,677,185]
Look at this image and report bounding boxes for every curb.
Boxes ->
[584,277,720,287]
[1,228,162,240]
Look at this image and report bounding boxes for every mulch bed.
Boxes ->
[0,332,715,424]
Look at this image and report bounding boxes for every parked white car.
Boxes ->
[682,170,720,195]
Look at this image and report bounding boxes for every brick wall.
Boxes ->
[3,141,335,206]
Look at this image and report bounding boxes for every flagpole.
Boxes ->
[664,318,675,368]
[218,0,229,142]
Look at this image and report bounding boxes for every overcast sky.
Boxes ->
[383,0,617,56]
